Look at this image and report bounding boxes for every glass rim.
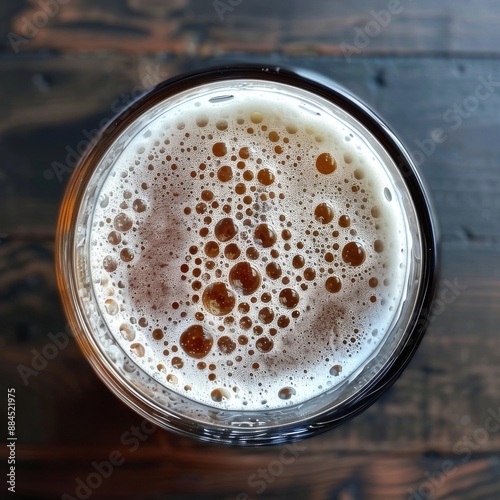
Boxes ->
[55,63,439,446]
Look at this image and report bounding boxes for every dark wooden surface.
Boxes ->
[2,1,500,499]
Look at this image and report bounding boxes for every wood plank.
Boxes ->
[6,450,500,499]
[2,55,500,453]
[2,239,500,452]
[3,0,500,56]
[2,55,500,246]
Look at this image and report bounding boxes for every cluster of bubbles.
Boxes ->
[90,97,405,410]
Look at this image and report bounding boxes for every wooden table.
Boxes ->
[2,1,500,498]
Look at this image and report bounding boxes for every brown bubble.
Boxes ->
[192,280,202,291]
[330,365,342,376]
[119,324,135,341]
[268,131,279,142]
[315,203,334,224]
[324,252,334,263]
[150,328,163,340]
[217,336,236,354]
[196,116,208,127]
[120,248,134,262]
[238,335,249,345]
[257,169,275,186]
[235,183,246,195]
[107,231,121,245]
[113,213,133,232]
[371,206,381,218]
[239,316,252,330]
[266,262,282,279]
[103,256,118,272]
[338,215,351,228]
[254,224,277,248]
[243,170,254,181]
[325,276,342,293]
[229,262,261,295]
[216,119,228,130]
[180,325,213,359]
[204,241,220,258]
[199,227,209,237]
[197,361,206,370]
[316,153,337,174]
[292,255,305,269]
[212,142,227,157]
[250,112,263,124]
[217,165,233,182]
[130,343,145,357]
[370,295,377,303]
[224,243,241,260]
[278,387,296,400]
[369,277,379,288]
[353,169,364,180]
[104,299,119,316]
[211,388,228,402]
[342,242,366,266]
[258,307,275,324]
[214,218,238,242]
[243,195,253,205]
[171,357,184,369]
[281,229,291,241]
[132,199,147,213]
[256,337,274,353]
[246,247,260,260]
[261,292,271,303]
[202,282,236,316]
[196,202,207,214]
[138,317,148,327]
[201,190,214,202]
[374,240,384,253]
[239,147,250,159]
[303,267,316,281]
[279,289,299,309]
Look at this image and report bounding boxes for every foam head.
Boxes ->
[87,80,412,411]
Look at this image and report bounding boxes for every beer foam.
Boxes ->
[88,82,410,411]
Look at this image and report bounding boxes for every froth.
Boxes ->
[88,82,409,411]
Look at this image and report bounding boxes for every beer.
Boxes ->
[57,66,437,443]
[89,84,409,410]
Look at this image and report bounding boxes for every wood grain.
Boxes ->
[2,3,500,498]
[4,0,500,56]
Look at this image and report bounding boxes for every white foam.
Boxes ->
[88,82,409,410]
